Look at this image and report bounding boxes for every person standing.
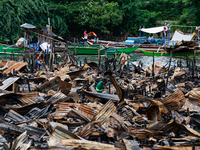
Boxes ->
[84,30,88,44]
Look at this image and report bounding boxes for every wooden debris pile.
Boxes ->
[164,40,200,54]
[0,53,200,150]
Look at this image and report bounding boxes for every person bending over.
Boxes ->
[96,78,107,93]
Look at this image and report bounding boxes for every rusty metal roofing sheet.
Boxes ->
[91,100,116,126]
[47,92,68,104]
[17,95,36,105]
[161,88,186,110]
[0,60,7,67]
[0,77,20,90]
[48,139,117,149]
[51,126,81,140]
[78,104,96,118]
[3,62,27,74]
[160,119,200,138]
[51,102,96,120]
[5,109,24,122]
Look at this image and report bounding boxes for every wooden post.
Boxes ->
[32,53,35,73]
[152,52,154,78]
[105,48,107,58]
[115,49,117,59]
[47,48,49,67]
[98,47,100,67]
[49,25,53,70]
[52,41,55,67]
[34,52,36,70]
[74,37,76,56]
[12,83,19,94]
[165,52,172,94]
[52,52,55,67]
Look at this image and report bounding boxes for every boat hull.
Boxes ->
[139,45,165,53]
[139,49,200,56]
[68,45,140,55]
[1,45,24,54]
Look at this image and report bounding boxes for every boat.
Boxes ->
[0,44,24,55]
[139,49,200,56]
[139,40,200,56]
[67,44,140,55]
[2,45,24,53]
[0,38,27,55]
[138,26,200,54]
[87,39,135,48]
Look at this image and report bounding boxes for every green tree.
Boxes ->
[114,0,159,36]
[76,0,123,34]
[0,0,69,43]
[178,0,200,25]
[0,0,49,43]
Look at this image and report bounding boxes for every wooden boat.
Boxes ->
[0,44,24,54]
[138,44,165,53]
[140,41,200,56]
[88,39,165,53]
[67,44,140,55]
[87,39,135,47]
[139,49,200,56]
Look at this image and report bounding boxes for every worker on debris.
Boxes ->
[96,78,107,93]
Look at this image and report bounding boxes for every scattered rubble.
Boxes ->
[0,54,199,150]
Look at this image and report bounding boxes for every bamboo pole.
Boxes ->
[115,49,117,59]
[98,48,100,66]
[49,26,53,70]
[74,37,77,56]
[26,29,67,44]
[105,48,107,58]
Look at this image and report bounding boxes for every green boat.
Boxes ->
[139,49,200,56]
[0,44,24,55]
[68,44,140,55]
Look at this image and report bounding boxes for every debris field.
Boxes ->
[0,53,199,150]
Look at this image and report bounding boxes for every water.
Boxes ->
[76,54,199,69]
[0,54,199,69]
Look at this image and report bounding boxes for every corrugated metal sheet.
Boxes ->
[3,62,27,74]
[78,104,96,118]
[11,131,28,150]
[5,109,24,122]
[51,126,81,140]
[48,139,117,149]
[91,100,116,126]
[160,119,200,138]
[51,102,96,120]
[146,100,170,121]
[20,92,39,98]
[188,90,200,101]
[0,60,7,67]
[0,77,20,90]
[17,96,36,105]
[47,92,68,104]
[161,88,186,110]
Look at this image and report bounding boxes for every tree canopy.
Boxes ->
[0,0,199,43]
